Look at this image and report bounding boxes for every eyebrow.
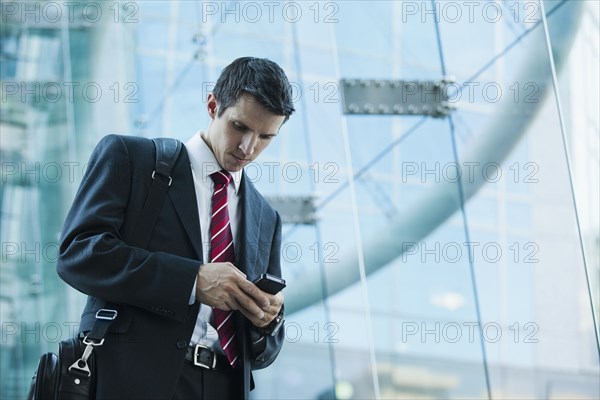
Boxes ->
[232,118,278,137]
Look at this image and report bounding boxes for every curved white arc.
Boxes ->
[286,0,584,315]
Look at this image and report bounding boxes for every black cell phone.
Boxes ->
[252,273,286,294]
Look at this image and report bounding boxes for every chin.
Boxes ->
[224,163,243,172]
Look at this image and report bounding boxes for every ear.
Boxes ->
[207,93,218,120]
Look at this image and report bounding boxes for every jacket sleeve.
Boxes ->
[56,135,199,322]
[248,211,285,370]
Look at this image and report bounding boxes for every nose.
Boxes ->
[239,134,258,156]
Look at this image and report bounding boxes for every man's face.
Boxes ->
[203,93,285,172]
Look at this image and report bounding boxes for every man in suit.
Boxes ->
[57,57,295,399]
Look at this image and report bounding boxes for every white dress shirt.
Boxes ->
[185,131,243,352]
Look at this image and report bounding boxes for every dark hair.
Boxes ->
[213,57,295,122]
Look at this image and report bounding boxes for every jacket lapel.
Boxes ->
[237,173,262,277]
[166,155,262,272]
[167,147,204,261]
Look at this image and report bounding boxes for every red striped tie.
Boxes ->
[209,170,239,367]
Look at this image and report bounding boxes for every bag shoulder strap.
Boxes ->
[132,137,182,248]
[86,137,182,342]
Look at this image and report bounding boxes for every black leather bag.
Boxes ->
[27,137,182,400]
[28,338,95,400]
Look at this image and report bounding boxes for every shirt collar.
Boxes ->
[185,131,242,194]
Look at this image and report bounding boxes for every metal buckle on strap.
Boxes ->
[193,343,217,369]
[82,336,105,346]
[151,170,173,186]
[68,344,95,377]
[95,308,118,321]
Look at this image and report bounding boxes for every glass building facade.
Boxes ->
[1,1,599,398]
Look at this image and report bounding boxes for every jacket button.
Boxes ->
[176,340,187,349]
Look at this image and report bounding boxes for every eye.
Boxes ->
[233,122,247,132]
[260,134,275,141]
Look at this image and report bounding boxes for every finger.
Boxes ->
[238,307,269,328]
[238,298,266,321]
[231,289,265,319]
[223,297,240,311]
[255,299,280,317]
[238,279,270,309]
[265,292,284,306]
[226,296,269,322]
[275,291,284,302]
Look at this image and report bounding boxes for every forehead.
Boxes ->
[224,95,285,130]
[226,94,267,115]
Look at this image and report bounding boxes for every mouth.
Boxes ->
[231,154,250,164]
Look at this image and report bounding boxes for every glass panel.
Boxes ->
[1,1,598,399]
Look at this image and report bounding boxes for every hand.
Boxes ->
[245,291,284,328]
[195,262,270,321]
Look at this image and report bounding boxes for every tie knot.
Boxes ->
[210,170,232,187]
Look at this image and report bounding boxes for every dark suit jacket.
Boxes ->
[57,134,284,399]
